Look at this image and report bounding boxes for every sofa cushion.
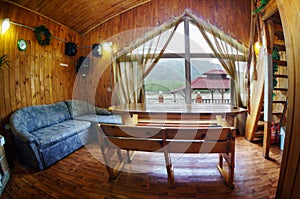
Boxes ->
[64,100,91,118]
[10,101,71,133]
[86,103,112,115]
[94,107,112,115]
[64,100,111,118]
[31,120,91,150]
[75,114,122,124]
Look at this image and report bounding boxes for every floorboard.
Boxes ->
[1,136,282,199]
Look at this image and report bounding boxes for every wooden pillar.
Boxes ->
[209,89,215,103]
[262,19,274,158]
[218,89,226,103]
[230,79,236,106]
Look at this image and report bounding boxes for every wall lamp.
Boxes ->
[254,41,262,56]
[2,18,10,33]
[92,44,102,57]
[1,18,34,34]
[91,42,112,57]
[103,41,112,52]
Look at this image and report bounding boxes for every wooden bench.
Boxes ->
[97,124,236,188]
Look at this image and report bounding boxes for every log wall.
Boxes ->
[0,1,80,134]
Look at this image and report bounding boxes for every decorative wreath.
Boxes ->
[34,25,52,46]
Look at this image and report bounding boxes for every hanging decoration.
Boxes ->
[34,25,52,46]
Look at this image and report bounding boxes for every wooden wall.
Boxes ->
[80,0,251,108]
[0,1,80,134]
[0,0,251,147]
[276,0,300,198]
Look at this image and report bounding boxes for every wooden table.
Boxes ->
[109,103,247,127]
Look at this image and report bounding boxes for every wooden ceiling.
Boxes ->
[4,0,152,34]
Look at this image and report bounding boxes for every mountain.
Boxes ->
[145,59,223,81]
[144,59,223,91]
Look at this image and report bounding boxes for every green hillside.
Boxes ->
[144,58,223,91]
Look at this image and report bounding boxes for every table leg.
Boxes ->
[216,115,235,127]
[122,114,138,125]
[216,115,229,126]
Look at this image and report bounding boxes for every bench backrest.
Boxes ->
[98,124,235,154]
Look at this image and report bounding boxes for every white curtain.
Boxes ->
[187,12,248,106]
[112,16,182,105]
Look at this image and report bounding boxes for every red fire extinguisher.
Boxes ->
[271,124,276,144]
[271,122,280,145]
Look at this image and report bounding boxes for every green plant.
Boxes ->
[0,54,10,71]
[272,47,280,98]
[252,0,269,15]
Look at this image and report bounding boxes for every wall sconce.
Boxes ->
[103,41,112,52]
[91,42,112,57]
[1,18,33,34]
[254,41,262,56]
[2,18,10,33]
[92,44,102,57]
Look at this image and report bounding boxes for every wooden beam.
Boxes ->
[262,19,274,158]
[118,53,247,61]
[245,50,265,141]
[261,0,278,21]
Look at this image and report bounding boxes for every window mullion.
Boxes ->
[184,17,192,103]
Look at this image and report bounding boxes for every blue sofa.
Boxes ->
[9,100,122,170]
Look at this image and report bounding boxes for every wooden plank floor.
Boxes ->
[2,136,282,199]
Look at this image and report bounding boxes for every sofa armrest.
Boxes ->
[10,127,38,144]
[12,131,44,170]
[95,107,112,115]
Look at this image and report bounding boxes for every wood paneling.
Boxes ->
[0,1,79,134]
[5,0,152,34]
[80,0,251,108]
[276,0,300,198]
